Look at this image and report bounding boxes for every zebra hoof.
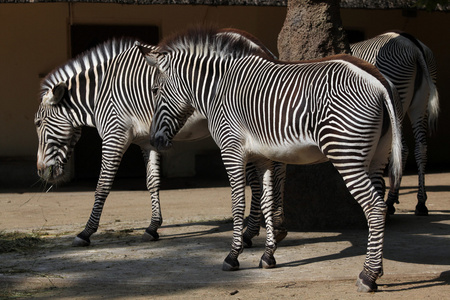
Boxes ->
[142,229,159,242]
[274,227,288,244]
[72,236,90,247]
[355,271,377,293]
[415,203,428,216]
[259,253,276,269]
[222,254,240,271]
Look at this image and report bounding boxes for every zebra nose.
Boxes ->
[37,161,50,179]
[37,162,44,176]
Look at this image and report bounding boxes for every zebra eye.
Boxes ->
[35,119,42,127]
[152,87,158,95]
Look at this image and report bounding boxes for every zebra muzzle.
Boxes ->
[38,166,53,181]
[38,164,64,183]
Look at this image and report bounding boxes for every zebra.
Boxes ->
[351,31,439,216]
[140,27,403,292]
[35,38,164,246]
[35,32,285,247]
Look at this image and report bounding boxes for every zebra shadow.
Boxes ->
[138,219,234,241]
[275,212,450,269]
[377,270,450,292]
[399,184,450,196]
[57,219,235,251]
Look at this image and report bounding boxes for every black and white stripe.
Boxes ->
[36,39,136,181]
[143,27,403,292]
[351,31,439,216]
[35,33,280,247]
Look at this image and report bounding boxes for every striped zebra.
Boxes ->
[140,27,403,292]
[35,32,284,247]
[351,31,439,216]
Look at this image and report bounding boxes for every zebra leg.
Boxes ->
[243,162,262,248]
[335,164,387,292]
[272,162,287,243]
[141,149,163,241]
[255,160,278,269]
[222,151,247,271]
[355,175,387,292]
[370,169,386,201]
[73,139,127,246]
[411,117,429,216]
[243,161,287,248]
[409,62,433,216]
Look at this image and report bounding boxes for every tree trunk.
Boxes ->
[278,0,350,61]
[277,0,366,230]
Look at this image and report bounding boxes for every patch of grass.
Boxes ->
[0,284,59,300]
[0,289,35,299]
[0,231,45,253]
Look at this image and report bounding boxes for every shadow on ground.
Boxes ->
[1,209,449,299]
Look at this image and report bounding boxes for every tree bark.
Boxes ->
[277,0,366,230]
[278,0,350,61]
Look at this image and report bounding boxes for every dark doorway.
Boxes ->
[70,24,159,187]
[345,29,365,44]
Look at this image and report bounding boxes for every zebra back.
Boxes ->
[40,38,137,115]
[351,31,439,134]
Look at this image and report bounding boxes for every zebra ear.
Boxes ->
[144,52,160,67]
[138,46,167,72]
[42,82,67,106]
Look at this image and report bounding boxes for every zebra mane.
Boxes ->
[158,26,273,60]
[40,37,137,97]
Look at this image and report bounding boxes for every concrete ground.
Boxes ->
[0,172,449,299]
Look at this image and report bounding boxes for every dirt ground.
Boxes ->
[0,172,449,299]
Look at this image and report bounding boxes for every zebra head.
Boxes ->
[35,38,138,183]
[139,47,195,151]
[139,27,276,151]
[35,82,82,183]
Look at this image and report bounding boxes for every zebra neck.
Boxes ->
[66,85,97,128]
[66,64,107,128]
[188,58,230,118]
[66,96,96,128]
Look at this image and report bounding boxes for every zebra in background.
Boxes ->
[351,31,439,216]
[36,38,165,246]
[140,27,402,292]
[35,32,285,247]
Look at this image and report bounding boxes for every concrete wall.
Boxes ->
[0,3,448,189]
[0,3,285,157]
[0,3,287,188]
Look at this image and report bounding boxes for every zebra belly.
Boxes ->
[247,140,328,165]
[173,112,210,141]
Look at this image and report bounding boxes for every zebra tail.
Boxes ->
[425,72,440,135]
[417,54,440,135]
[428,84,439,135]
[384,83,403,191]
